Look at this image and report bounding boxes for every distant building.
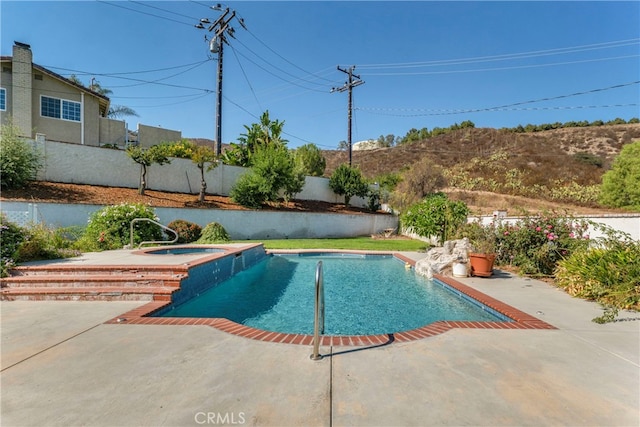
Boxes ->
[0,41,180,148]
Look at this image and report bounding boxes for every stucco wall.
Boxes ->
[137,124,181,148]
[0,66,14,127]
[99,117,127,147]
[0,201,398,240]
[34,140,370,208]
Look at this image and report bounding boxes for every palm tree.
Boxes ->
[222,110,287,167]
[68,75,138,119]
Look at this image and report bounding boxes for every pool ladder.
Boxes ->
[310,261,325,361]
[129,218,178,249]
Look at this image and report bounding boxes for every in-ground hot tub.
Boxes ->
[142,246,227,255]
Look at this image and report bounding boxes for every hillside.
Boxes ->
[321,124,640,214]
[322,124,640,181]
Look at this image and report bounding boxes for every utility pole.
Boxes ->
[331,65,364,166]
[196,5,246,156]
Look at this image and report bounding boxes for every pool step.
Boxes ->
[7,264,189,278]
[1,266,187,301]
[0,286,176,301]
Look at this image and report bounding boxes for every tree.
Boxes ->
[294,143,326,177]
[222,110,287,167]
[329,164,369,206]
[190,144,219,202]
[126,145,171,195]
[0,120,42,189]
[377,134,396,148]
[390,157,446,211]
[68,75,138,119]
[401,193,470,245]
[600,140,640,210]
[337,140,348,151]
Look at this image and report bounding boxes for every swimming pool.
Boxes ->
[156,252,508,335]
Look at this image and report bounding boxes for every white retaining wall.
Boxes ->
[33,140,369,208]
[0,201,397,240]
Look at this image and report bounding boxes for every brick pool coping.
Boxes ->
[105,253,556,346]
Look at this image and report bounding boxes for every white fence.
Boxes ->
[1,203,40,227]
[33,140,370,208]
[0,201,397,240]
[473,214,640,241]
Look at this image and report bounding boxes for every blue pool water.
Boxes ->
[158,253,506,335]
[146,247,226,255]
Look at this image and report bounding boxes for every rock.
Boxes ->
[415,238,472,279]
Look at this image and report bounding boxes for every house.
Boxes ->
[0,41,180,148]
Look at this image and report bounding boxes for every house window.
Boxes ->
[41,95,81,122]
[0,88,5,111]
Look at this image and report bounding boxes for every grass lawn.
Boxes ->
[232,237,429,252]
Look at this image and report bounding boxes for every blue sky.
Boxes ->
[2,1,639,149]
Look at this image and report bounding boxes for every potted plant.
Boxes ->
[455,221,497,277]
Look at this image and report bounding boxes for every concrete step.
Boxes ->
[8,265,189,278]
[0,286,177,301]
[0,274,182,289]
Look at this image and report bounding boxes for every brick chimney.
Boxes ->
[12,41,33,138]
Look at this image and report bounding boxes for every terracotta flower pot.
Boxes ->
[468,253,496,277]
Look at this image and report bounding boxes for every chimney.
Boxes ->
[12,41,33,138]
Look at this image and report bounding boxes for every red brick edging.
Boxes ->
[105,254,556,346]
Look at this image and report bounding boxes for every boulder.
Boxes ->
[415,238,472,279]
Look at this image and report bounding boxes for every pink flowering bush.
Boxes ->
[494,211,592,276]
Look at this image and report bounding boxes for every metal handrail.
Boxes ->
[130,218,178,249]
[310,260,325,361]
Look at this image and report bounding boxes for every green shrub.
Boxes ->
[167,219,202,243]
[401,193,469,245]
[573,152,604,168]
[230,172,271,209]
[14,223,65,262]
[0,121,42,189]
[1,215,25,277]
[555,236,640,312]
[294,143,326,177]
[159,139,197,159]
[600,140,640,210]
[367,189,382,212]
[453,220,497,253]
[197,222,230,243]
[77,203,162,251]
[230,145,302,208]
[0,221,81,274]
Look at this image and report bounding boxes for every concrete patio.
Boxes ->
[1,262,638,426]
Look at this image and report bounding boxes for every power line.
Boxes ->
[228,43,263,113]
[244,27,338,85]
[358,38,640,69]
[232,38,333,91]
[44,64,213,92]
[360,55,640,76]
[127,92,212,109]
[129,0,200,21]
[97,0,193,26]
[358,104,639,117]
[221,94,317,146]
[357,81,640,117]
[43,60,211,77]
